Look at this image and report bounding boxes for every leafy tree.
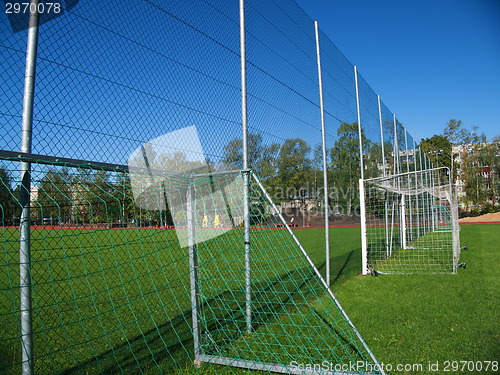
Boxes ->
[419,134,452,169]
[329,123,366,215]
[444,119,485,145]
[277,138,311,194]
[0,166,16,221]
[223,133,279,182]
[364,142,383,179]
[35,168,73,224]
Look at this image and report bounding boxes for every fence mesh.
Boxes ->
[1,0,442,373]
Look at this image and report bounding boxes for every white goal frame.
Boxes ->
[359,167,460,275]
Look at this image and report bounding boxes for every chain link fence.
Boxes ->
[1,0,433,373]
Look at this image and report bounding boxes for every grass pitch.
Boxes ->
[1,224,498,374]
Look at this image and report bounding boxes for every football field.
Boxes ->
[1,224,498,374]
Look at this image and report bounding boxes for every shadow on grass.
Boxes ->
[59,261,365,374]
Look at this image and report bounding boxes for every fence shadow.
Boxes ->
[59,259,365,374]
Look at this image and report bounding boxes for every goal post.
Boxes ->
[360,167,460,274]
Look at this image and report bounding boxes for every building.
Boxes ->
[452,142,500,209]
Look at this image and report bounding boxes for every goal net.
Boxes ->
[359,167,460,274]
[130,163,386,374]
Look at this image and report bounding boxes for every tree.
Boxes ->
[35,168,73,224]
[223,133,279,181]
[329,123,367,215]
[0,166,16,221]
[443,119,485,145]
[419,134,452,169]
[277,138,311,194]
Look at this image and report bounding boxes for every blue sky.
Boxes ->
[296,0,500,142]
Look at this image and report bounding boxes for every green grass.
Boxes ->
[1,224,498,374]
[332,224,500,374]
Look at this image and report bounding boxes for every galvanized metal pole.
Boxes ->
[393,114,399,175]
[393,115,406,246]
[359,178,368,275]
[377,95,386,177]
[314,21,330,286]
[20,2,40,374]
[377,95,390,257]
[403,128,413,242]
[187,183,202,366]
[353,66,364,180]
[239,0,252,333]
[404,128,411,174]
[418,146,427,235]
[413,140,421,237]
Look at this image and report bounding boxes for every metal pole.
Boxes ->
[393,115,404,247]
[418,146,428,235]
[449,170,460,273]
[353,66,364,180]
[239,0,252,333]
[413,141,421,237]
[404,128,413,242]
[400,193,407,249]
[377,95,386,176]
[430,158,437,231]
[393,114,399,175]
[404,129,411,177]
[187,183,202,366]
[314,21,330,287]
[378,95,390,256]
[359,179,368,275]
[20,2,40,374]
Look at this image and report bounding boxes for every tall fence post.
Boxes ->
[393,114,399,175]
[314,21,331,287]
[353,66,364,180]
[19,2,40,374]
[377,95,386,177]
[187,182,202,366]
[413,140,421,237]
[403,128,413,241]
[239,0,252,333]
[359,178,368,275]
[378,95,390,256]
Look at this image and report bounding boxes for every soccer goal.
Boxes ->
[132,166,386,374]
[359,167,460,274]
[123,127,386,373]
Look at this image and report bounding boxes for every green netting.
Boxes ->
[0,158,382,374]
